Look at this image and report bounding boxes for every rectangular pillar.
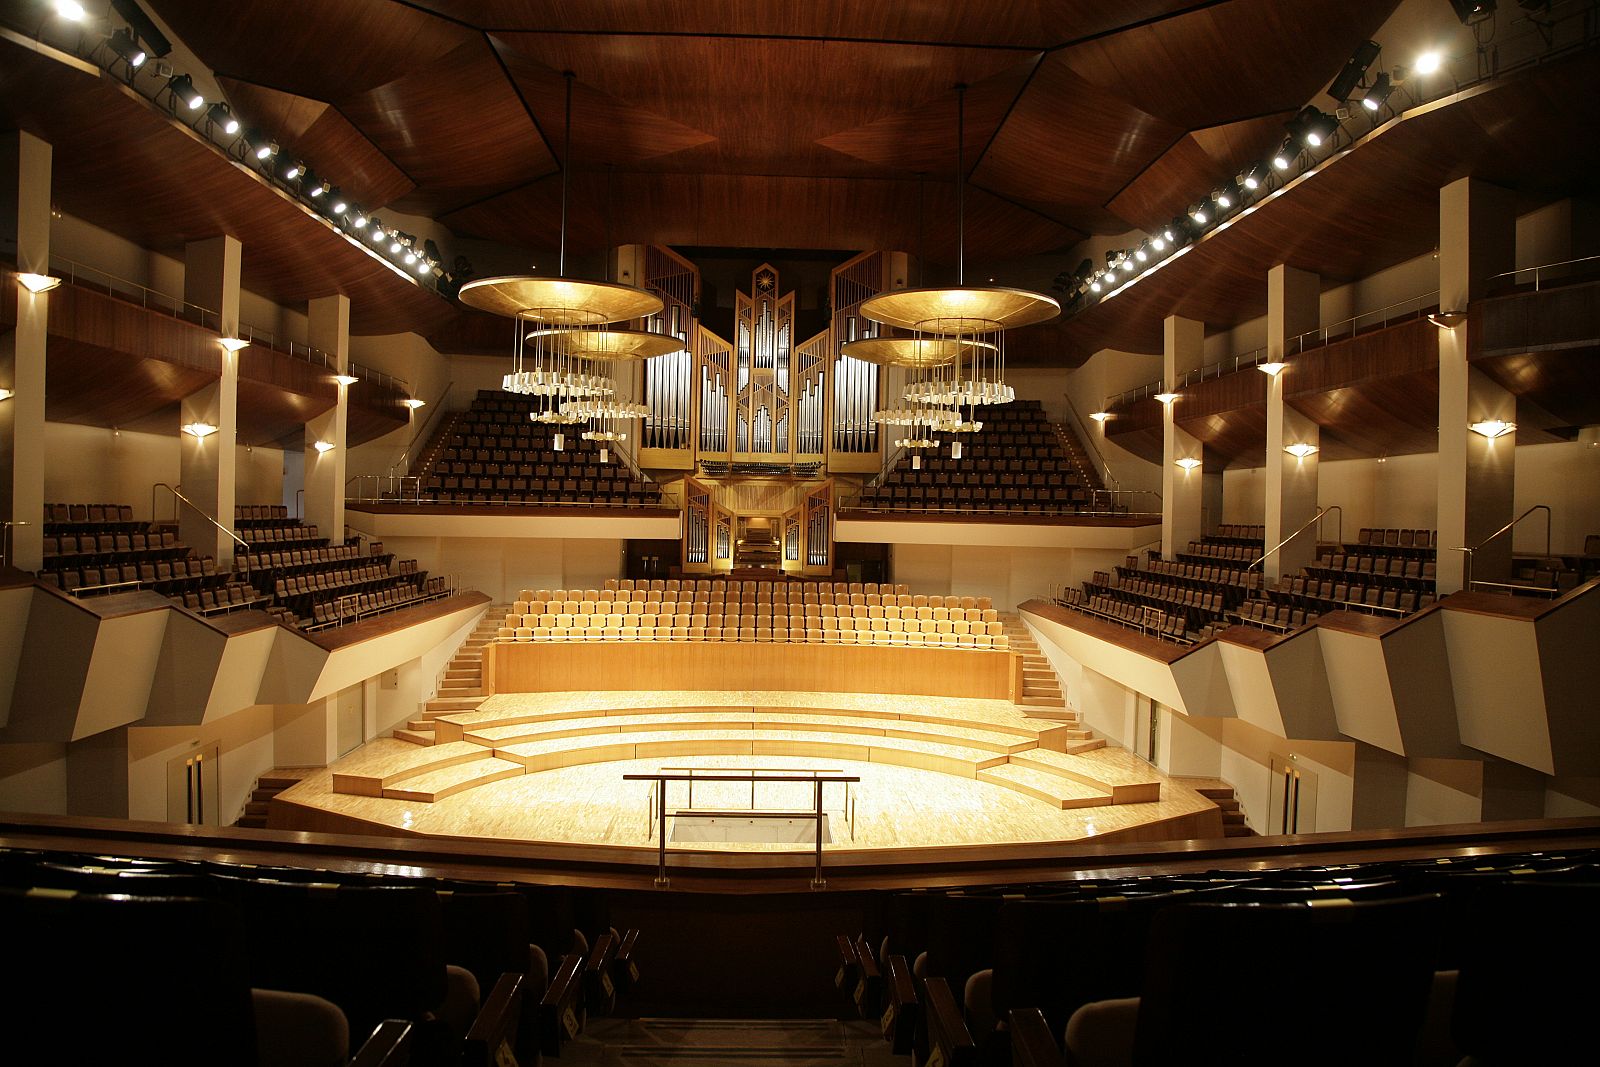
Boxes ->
[1437,178,1516,592]
[0,131,52,571]
[303,295,350,541]
[1161,315,1205,557]
[179,237,242,566]
[1264,264,1322,581]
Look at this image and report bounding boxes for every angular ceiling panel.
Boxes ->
[1108,111,1294,233]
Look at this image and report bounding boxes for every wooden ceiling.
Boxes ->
[140,0,1401,266]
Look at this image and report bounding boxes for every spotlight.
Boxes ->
[1089,280,1103,293]
[305,175,330,198]
[167,74,204,111]
[370,221,385,241]
[1135,241,1149,263]
[389,239,403,254]
[1190,203,1208,225]
[1328,40,1382,104]
[404,251,417,264]
[243,129,276,160]
[281,159,304,182]
[1449,1,1496,24]
[350,213,366,229]
[111,0,173,58]
[1212,186,1233,210]
[1101,270,1116,285]
[205,102,239,135]
[1151,235,1166,252]
[329,190,348,214]
[54,1,86,21]
[1361,72,1394,112]
[402,398,427,410]
[1241,162,1268,191]
[1414,50,1443,75]
[416,259,432,276]
[1291,107,1337,147]
[1272,138,1297,170]
[108,29,147,69]
[1121,256,1135,273]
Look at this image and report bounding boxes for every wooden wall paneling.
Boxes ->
[1472,281,1600,360]
[1107,112,1295,233]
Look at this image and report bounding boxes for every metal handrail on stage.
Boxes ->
[625,770,861,890]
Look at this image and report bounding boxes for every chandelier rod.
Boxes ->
[955,82,967,287]
[559,70,574,278]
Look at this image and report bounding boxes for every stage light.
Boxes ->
[1468,419,1515,439]
[1299,109,1338,147]
[370,222,385,241]
[329,191,348,214]
[1273,138,1296,170]
[1284,442,1319,458]
[1362,72,1394,112]
[108,29,146,69]
[1089,280,1102,293]
[1328,40,1382,104]
[1151,235,1166,252]
[1241,163,1268,190]
[1101,270,1116,285]
[332,373,360,387]
[305,175,330,198]
[312,440,336,454]
[350,213,366,229]
[389,239,403,254]
[205,102,239,135]
[167,74,203,111]
[182,421,218,439]
[404,251,417,265]
[111,0,172,58]
[1121,256,1135,273]
[416,259,431,276]
[1135,241,1149,263]
[1258,361,1287,376]
[1175,457,1202,471]
[1414,50,1443,75]
[1154,392,1180,405]
[219,336,250,352]
[1212,186,1233,210]
[1449,0,1496,24]
[54,1,86,21]
[243,130,277,161]
[1088,411,1111,423]
[282,160,304,182]
[17,273,62,293]
[1190,203,1208,225]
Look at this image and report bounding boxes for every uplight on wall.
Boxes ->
[402,398,426,410]
[332,374,360,387]
[1468,419,1516,439]
[1258,361,1287,376]
[219,336,250,352]
[1175,457,1202,471]
[1427,311,1467,329]
[182,421,218,439]
[1088,411,1111,422]
[0,388,14,401]
[1154,392,1180,405]
[16,273,61,294]
[312,440,336,453]
[1284,442,1319,458]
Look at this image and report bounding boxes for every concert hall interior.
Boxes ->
[1,0,1598,1064]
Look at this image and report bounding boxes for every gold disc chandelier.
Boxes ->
[858,85,1059,457]
[456,73,682,456]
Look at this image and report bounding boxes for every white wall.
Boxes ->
[1405,757,1484,826]
[891,543,1139,611]
[365,535,629,603]
[44,423,284,521]
[1063,347,1164,497]
[125,703,277,824]
[0,742,68,814]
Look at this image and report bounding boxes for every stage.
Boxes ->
[270,690,1224,878]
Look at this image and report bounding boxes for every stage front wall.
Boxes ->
[486,642,1020,700]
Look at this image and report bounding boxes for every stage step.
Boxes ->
[977,763,1115,809]
[331,739,496,796]
[232,767,315,829]
[1064,738,1108,754]
[427,696,487,713]
[381,757,525,802]
[1017,695,1067,708]
[1007,748,1161,804]
[394,728,435,746]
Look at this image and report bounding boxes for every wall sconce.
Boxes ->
[402,398,426,410]
[219,336,250,352]
[1427,311,1467,329]
[0,388,13,402]
[332,374,360,387]
[1175,457,1202,471]
[1088,411,1111,422]
[1284,442,1319,458]
[1468,419,1515,439]
[17,273,61,294]
[312,440,335,453]
[181,421,218,439]
[1258,361,1286,376]
[1154,392,1180,405]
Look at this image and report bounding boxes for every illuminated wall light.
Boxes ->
[1258,361,1287,376]
[1468,419,1516,439]
[0,388,14,401]
[1088,411,1111,423]
[182,421,218,439]
[1153,392,1180,405]
[312,440,336,454]
[332,373,360,387]
[1414,50,1443,75]
[219,336,250,352]
[1427,310,1467,329]
[54,1,86,22]
[16,273,62,294]
[1284,442,1319,458]
[1175,457,1202,471]
[402,398,426,410]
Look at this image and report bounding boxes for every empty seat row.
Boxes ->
[499,620,1009,649]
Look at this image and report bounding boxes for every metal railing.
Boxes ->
[1060,391,1120,492]
[1249,506,1342,572]
[1484,253,1600,293]
[625,770,860,889]
[151,483,250,564]
[1455,504,1551,592]
[301,576,459,632]
[2,520,31,570]
[0,241,223,334]
[1177,346,1270,388]
[1286,291,1440,356]
[234,322,336,369]
[347,474,425,504]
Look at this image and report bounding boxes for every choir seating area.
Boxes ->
[496,577,1007,649]
[850,401,1101,514]
[416,391,665,508]
[0,843,638,1067]
[837,844,1598,1067]
[37,501,265,616]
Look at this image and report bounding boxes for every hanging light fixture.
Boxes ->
[456,72,673,454]
[858,84,1058,458]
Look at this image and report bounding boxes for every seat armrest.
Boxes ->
[1009,1008,1066,1067]
[349,1020,413,1067]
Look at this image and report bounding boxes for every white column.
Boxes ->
[179,236,242,566]
[0,131,51,571]
[1161,315,1205,558]
[1264,264,1322,581]
[303,295,350,541]
[1436,178,1516,593]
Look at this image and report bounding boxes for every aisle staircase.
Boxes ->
[392,604,504,746]
[1198,783,1256,837]
[1001,614,1103,754]
[232,768,313,829]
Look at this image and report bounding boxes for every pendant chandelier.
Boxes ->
[859,85,1059,454]
[456,72,682,455]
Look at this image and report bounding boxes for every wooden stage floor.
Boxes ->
[271,690,1223,874]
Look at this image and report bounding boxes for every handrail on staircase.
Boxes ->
[1453,504,1551,591]
[1248,505,1341,572]
[152,483,250,564]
